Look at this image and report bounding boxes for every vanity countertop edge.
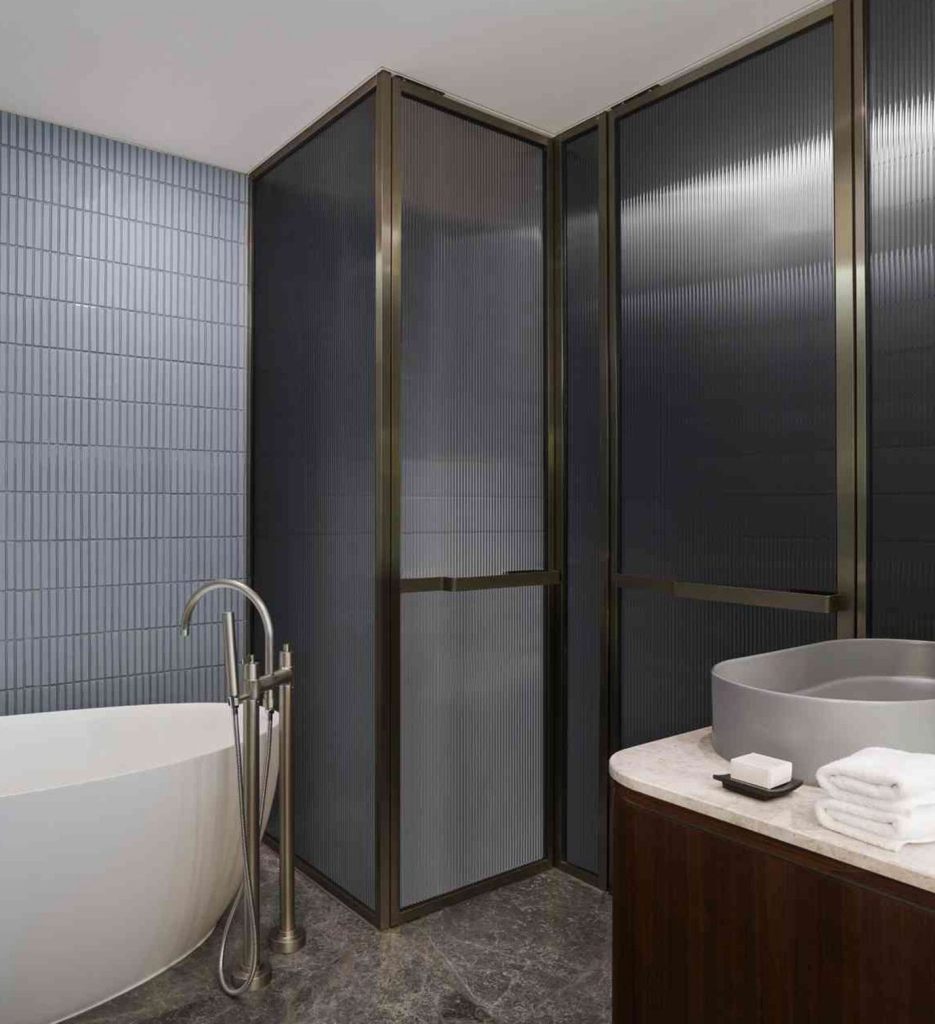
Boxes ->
[609,728,935,897]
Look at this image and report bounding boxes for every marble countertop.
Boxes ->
[610,728,935,896]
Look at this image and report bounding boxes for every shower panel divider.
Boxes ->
[250,72,560,929]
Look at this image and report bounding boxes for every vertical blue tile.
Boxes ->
[0,108,248,712]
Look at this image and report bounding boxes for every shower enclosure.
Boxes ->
[250,0,926,919]
[251,73,558,927]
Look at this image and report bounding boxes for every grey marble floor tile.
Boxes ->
[413,870,612,1024]
[518,963,612,1024]
[72,851,611,1024]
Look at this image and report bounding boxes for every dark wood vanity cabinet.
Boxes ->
[613,784,935,1024]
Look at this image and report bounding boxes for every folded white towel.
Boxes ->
[815,798,935,852]
[816,746,935,811]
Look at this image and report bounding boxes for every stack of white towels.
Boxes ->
[815,747,935,852]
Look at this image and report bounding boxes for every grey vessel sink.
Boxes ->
[711,639,935,784]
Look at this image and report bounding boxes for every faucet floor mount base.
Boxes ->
[230,959,272,991]
[268,925,307,955]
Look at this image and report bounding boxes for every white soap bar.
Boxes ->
[730,752,793,790]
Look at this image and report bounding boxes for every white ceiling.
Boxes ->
[2,0,824,173]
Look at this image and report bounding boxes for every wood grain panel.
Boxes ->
[614,785,935,1024]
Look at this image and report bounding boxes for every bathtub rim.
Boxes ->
[0,702,278,800]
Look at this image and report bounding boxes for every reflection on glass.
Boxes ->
[617,24,837,593]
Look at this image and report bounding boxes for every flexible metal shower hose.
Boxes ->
[217,703,275,997]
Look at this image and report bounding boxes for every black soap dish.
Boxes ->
[713,773,803,801]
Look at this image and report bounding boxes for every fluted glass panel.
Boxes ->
[252,97,376,909]
[617,24,836,592]
[619,592,835,748]
[399,97,545,577]
[400,589,544,908]
[615,26,837,747]
[868,0,935,638]
[562,128,603,875]
[398,98,547,906]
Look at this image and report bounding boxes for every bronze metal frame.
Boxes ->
[613,576,843,615]
[605,104,622,889]
[595,111,612,893]
[545,126,562,900]
[244,166,254,604]
[550,129,565,886]
[607,5,834,120]
[400,571,560,594]
[386,73,404,929]
[374,70,396,930]
[553,113,611,890]
[851,0,869,638]
[251,74,384,180]
[834,0,860,640]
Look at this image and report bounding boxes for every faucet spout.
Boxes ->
[179,578,275,677]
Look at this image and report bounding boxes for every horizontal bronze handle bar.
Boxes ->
[613,574,843,614]
[400,570,561,594]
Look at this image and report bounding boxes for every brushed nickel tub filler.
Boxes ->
[0,580,304,1024]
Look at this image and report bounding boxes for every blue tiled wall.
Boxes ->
[0,112,249,714]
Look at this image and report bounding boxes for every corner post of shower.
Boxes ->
[833,0,861,641]
[596,110,613,892]
[849,0,870,640]
[374,67,398,932]
[548,131,565,872]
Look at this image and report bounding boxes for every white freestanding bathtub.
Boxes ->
[0,702,279,1024]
